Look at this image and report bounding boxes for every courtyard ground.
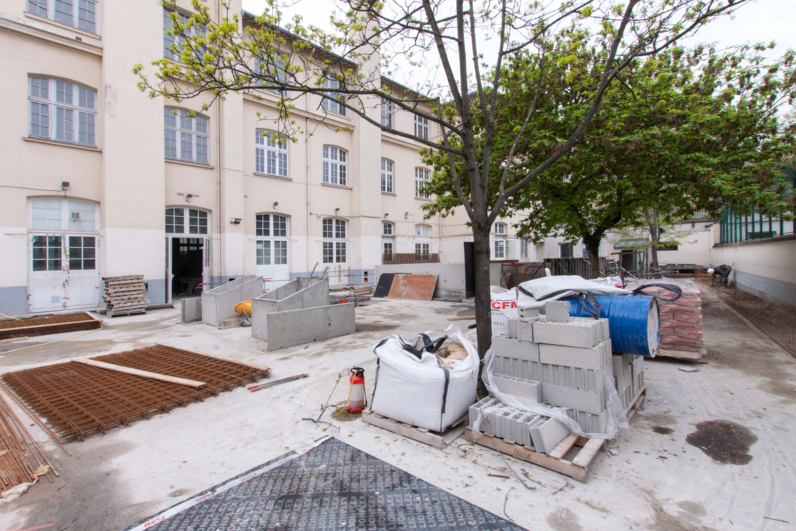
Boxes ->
[1,289,795,531]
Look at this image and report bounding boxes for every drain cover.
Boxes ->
[126,437,521,530]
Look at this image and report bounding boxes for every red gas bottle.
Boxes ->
[347,367,366,414]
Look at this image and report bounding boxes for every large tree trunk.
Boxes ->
[472,220,493,358]
[582,234,603,279]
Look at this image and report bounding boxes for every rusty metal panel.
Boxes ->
[385,274,438,301]
[1,345,270,443]
[0,313,101,341]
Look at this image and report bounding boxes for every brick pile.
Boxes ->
[642,285,705,355]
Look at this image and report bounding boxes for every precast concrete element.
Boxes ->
[469,396,501,428]
[265,303,356,351]
[566,409,609,434]
[533,317,607,348]
[545,301,571,323]
[493,375,542,402]
[542,383,605,415]
[493,356,541,381]
[251,277,328,340]
[519,307,540,320]
[516,319,535,342]
[202,276,263,327]
[539,363,604,392]
[491,336,539,362]
[530,416,572,454]
[539,340,611,371]
[632,355,645,395]
[375,263,466,300]
[181,297,202,323]
[506,319,518,339]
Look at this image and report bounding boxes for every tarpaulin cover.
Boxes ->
[370,326,479,432]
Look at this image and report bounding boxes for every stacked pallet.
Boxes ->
[642,284,705,359]
[103,275,149,317]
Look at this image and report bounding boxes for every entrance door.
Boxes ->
[64,235,99,309]
[169,237,204,299]
[255,214,290,291]
[165,237,173,303]
[29,234,65,312]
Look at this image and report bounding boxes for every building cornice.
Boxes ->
[242,93,354,130]
[0,12,102,57]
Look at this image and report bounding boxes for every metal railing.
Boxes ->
[544,257,607,279]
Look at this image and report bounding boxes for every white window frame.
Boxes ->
[29,197,98,232]
[495,223,506,235]
[382,222,394,236]
[415,224,431,238]
[322,218,347,264]
[255,214,289,266]
[323,146,348,186]
[381,159,394,193]
[383,242,393,255]
[27,0,98,34]
[494,239,506,259]
[321,78,346,116]
[255,56,288,96]
[165,208,209,235]
[165,108,209,164]
[381,99,393,127]
[415,167,430,199]
[520,238,528,259]
[414,114,429,140]
[28,76,97,146]
[415,243,430,255]
[256,131,288,177]
[163,7,206,61]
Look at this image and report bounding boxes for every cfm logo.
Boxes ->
[491,301,516,310]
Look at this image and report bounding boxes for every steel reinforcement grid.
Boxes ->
[0,345,270,443]
[0,312,101,341]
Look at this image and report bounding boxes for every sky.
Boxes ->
[242,0,796,98]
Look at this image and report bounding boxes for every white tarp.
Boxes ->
[516,275,630,308]
[370,326,479,432]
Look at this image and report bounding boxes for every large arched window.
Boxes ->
[255,131,288,177]
[322,218,347,264]
[29,76,97,146]
[323,146,348,186]
[164,108,209,164]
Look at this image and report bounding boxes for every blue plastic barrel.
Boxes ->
[562,295,660,357]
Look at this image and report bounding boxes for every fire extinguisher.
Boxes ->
[347,367,366,414]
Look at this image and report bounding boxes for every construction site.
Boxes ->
[0,265,795,531]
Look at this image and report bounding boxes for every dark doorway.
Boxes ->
[464,242,475,299]
[172,238,204,297]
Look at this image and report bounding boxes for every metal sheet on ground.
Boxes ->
[373,273,398,298]
[125,437,521,531]
[386,274,438,301]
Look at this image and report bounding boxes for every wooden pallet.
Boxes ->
[466,387,647,484]
[362,411,469,450]
[656,348,705,361]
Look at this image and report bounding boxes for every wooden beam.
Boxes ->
[73,358,205,387]
[0,337,28,344]
[154,343,271,373]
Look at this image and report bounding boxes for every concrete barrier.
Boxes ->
[251,277,328,340]
[201,276,263,327]
[374,263,466,299]
[265,303,356,351]
[181,297,202,323]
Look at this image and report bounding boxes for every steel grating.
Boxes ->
[126,437,522,531]
[0,345,270,443]
[0,312,101,341]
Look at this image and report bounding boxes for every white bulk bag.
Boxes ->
[370,325,479,432]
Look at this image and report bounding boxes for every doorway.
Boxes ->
[166,237,210,301]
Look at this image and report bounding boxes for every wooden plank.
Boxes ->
[571,437,605,468]
[362,411,467,450]
[657,348,703,360]
[547,432,579,460]
[154,343,271,373]
[73,358,205,387]
[0,317,96,334]
[0,337,28,344]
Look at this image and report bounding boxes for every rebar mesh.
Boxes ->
[0,312,101,340]
[1,345,270,443]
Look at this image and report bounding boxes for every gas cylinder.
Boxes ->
[347,367,366,414]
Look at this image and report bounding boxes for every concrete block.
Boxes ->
[533,318,602,348]
[493,375,542,402]
[567,409,609,434]
[631,355,644,378]
[469,396,500,428]
[181,297,202,323]
[519,307,540,320]
[542,383,604,415]
[545,301,571,323]
[540,364,603,392]
[539,340,610,371]
[506,319,519,339]
[491,336,539,362]
[600,319,610,342]
[516,319,535,342]
[493,356,541,381]
[530,416,572,454]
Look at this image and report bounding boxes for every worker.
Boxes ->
[707,264,732,287]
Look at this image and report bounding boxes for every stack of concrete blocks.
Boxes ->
[613,353,644,410]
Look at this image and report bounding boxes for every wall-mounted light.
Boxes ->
[335,208,340,214]
[230,218,242,225]
[404,212,409,220]
[384,213,389,218]
[186,193,193,202]
[61,182,70,191]
[273,201,279,209]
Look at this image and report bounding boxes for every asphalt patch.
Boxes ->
[652,426,674,435]
[686,420,758,465]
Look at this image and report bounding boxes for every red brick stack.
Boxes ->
[642,285,705,357]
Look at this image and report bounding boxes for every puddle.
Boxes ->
[652,426,674,435]
[686,420,757,465]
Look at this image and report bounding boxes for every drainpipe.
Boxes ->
[216,1,223,285]
[306,116,311,275]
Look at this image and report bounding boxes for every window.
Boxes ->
[68,236,95,270]
[28,0,97,33]
[31,198,97,232]
[415,168,430,199]
[494,240,506,259]
[255,57,288,96]
[495,223,506,235]
[255,214,289,267]
[415,224,430,237]
[414,114,429,140]
[560,242,574,258]
[163,8,206,61]
[323,146,348,186]
[381,159,394,193]
[520,239,528,259]
[31,198,63,230]
[29,77,96,146]
[415,243,430,255]
[659,243,678,251]
[165,108,209,164]
[382,222,393,236]
[383,242,393,255]
[32,235,62,271]
[68,200,96,231]
[322,218,347,264]
[321,78,346,115]
[381,99,392,127]
[166,208,208,235]
[256,131,288,177]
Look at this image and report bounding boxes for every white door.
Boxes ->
[322,218,348,288]
[165,237,173,303]
[64,234,99,309]
[203,237,211,291]
[255,214,290,291]
[29,234,66,312]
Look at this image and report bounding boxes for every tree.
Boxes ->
[136,0,752,362]
[424,42,796,280]
[610,209,697,270]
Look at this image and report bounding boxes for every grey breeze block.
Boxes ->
[533,317,608,348]
[545,301,571,323]
[494,357,605,392]
[493,375,542,402]
[567,409,609,434]
[539,340,611,371]
[491,336,539,362]
[531,416,573,454]
[542,382,605,415]
[506,318,536,341]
